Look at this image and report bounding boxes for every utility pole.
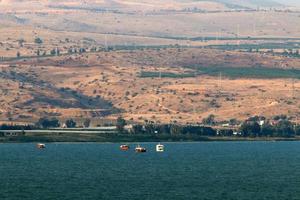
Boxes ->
[253,22,257,36]
[237,24,240,46]
[105,35,108,51]
[218,72,222,94]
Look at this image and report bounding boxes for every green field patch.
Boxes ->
[207,42,300,50]
[140,71,196,78]
[189,66,300,79]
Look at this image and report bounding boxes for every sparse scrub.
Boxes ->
[140,71,196,78]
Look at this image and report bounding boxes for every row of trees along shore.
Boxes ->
[114,115,300,138]
[0,115,300,138]
[128,122,300,138]
[0,118,79,130]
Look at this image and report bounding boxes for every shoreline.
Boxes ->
[1,134,299,143]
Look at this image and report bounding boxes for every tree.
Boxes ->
[116,117,126,133]
[182,125,216,136]
[50,48,60,56]
[273,115,287,121]
[260,123,274,136]
[229,118,238,126]
[50,49,56,56]
[90,47,97,52]
[79,48,86,53]
[170,124,183,135]
[295,125,300,135]
[218,129,233,136]
[131,124,145,135]
[16,52,21,58]
[240,121,261,137]
[18,38,25,47]
[34,37,43,44]
[36,117,60,129]
[65,119,77,128]
[202,114,216,125]
[274,120,294,137]
[83,119,91,128]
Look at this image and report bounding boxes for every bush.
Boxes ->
[36,117,60,129]
[34,37,43,44]
[83,119,91,128]
[202,115,216,125]
[218,129,233,136]
[0,124,34,131]
[65,119,77,128]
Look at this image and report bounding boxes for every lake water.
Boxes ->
[1,142,300,200]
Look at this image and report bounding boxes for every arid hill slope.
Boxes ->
[1,48,300,125]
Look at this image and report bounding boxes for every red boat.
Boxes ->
[120,145,130,151]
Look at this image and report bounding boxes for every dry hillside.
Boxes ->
[0,0,299,125]
[1,48,300,125]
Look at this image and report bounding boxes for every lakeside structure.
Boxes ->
[0,118,299,143]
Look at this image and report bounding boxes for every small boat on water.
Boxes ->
[156,143,164,152]
[135,145,146,153]
[120,144,130,151]
[36,143,46,149]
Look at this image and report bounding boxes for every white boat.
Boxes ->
[36,143,46,149]
[156,143,164,152]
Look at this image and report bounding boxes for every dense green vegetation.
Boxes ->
[191,37,300,42]
[188,66,300,79]
[0,124,33,131]
[239,118,300,138]
[130,118,300,138]
[152,34,300,42]
[131,124,216,136]
[116,116,127,133]
[207,42,300,50]
[65,119,77,128]
[1,115,300,142]
[0,118,300,142]
[36,117,60,129]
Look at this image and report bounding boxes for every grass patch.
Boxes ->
[207,42,300,50]
[189,66,300,79]
[140,71,196,78]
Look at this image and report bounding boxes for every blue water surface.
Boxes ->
[1,142,300,200]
